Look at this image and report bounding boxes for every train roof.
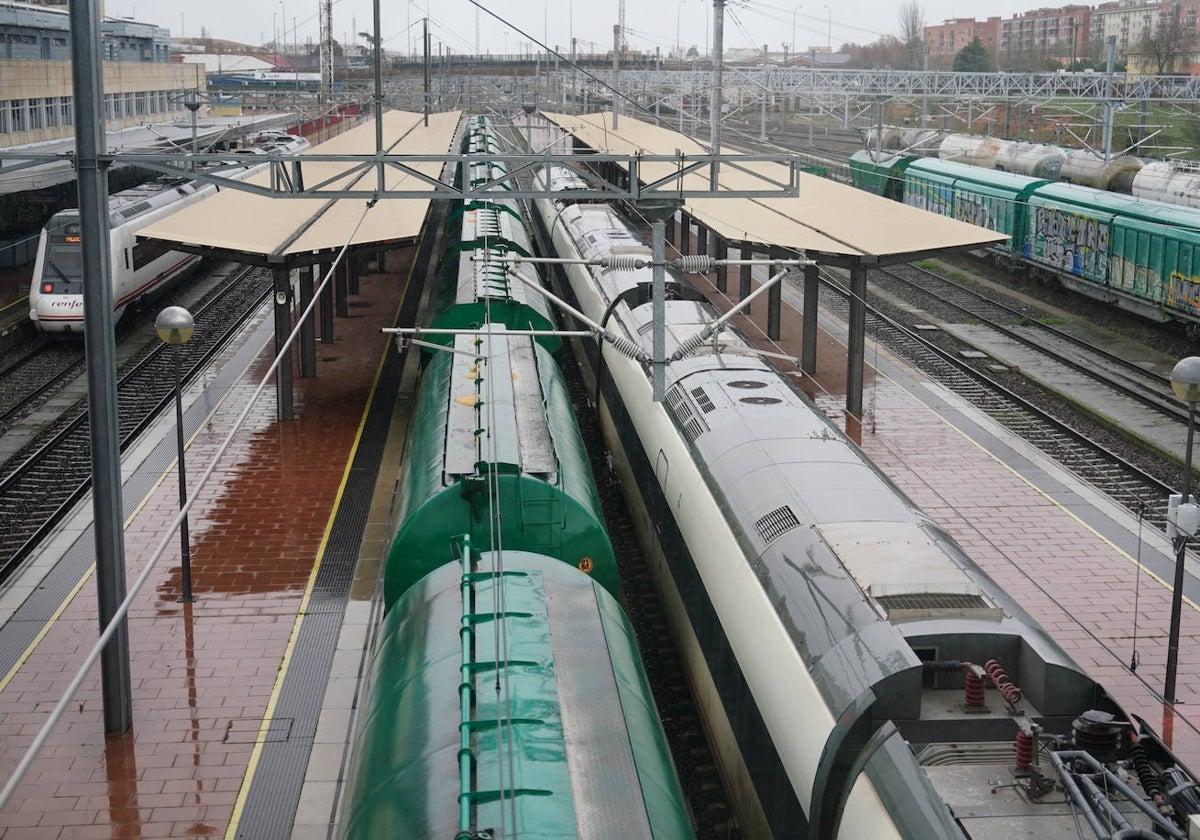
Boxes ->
[905,157,1052,194]
[1030,181,1200,231]
[543,112,1006,265]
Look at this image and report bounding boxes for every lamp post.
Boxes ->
[1165,355,1200,704]
[156,306,197,603]
[278,0,287,56]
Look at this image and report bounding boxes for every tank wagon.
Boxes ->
[533,163,1200,839]
[851,150,1200,332]
[29,131,308,335]
[1134,160,1200,210]
[338,117,694,840]
[869,129,1153,192]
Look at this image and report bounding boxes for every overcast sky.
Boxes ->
[109,0,1036,58]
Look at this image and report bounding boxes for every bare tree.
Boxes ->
[898,0,925,69]
[1135,13,1195,74]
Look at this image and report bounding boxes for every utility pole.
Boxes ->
[319,0,332,105]
[69,0,132,734]
[423,18,431,126]
[760,43,768,141]
[613,24,621,128]
[710,0,725,189]
[1102,35,1116,161]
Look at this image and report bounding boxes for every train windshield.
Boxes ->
[44,244,84,283]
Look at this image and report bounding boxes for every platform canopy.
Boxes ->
[138,110,461,264]
[542,112,1006,265]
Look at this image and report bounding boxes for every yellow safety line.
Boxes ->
[0,324,271,695]
[225,259,418,838]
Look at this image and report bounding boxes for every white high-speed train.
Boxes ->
[532,164,1200,839]
[29,131,308,334]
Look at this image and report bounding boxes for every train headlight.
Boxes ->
[42,283,54,293]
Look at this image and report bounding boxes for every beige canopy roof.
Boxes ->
[138,110,461,260]
[542,112,1006,263]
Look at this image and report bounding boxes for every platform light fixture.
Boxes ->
[1165,355,1200,704]
[156,306,197,603]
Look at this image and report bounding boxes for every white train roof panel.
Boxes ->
[137,110,462,258]
[542,112,1006,262]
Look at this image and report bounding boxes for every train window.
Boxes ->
[46,245,84,280]
[132,241,170,270]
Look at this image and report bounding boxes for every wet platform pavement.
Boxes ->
[4,231,1200,839]
[0,249,415,839]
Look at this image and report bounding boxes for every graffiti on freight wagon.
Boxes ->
[1168,269,1200,317]
[1029,206,1109,280]
[954,193,997,232]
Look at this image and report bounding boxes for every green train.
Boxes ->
[850,151,1200,332]
[338,117,695,840]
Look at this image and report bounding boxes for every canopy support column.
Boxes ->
[273,266,295,421]
[336,260,349,318]
[767,248,782,341]
[299,265,316,378]
[801,262,819,374]
[320,259,335,344]
[715,235,729,294]
[739,243,753,310]
[845,260,871,418]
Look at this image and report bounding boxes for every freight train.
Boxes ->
[849,150,1200,333]
[532,161,1200,839]
[28,131,309,334]
[337,117,694,840]
[864,128,1200,203]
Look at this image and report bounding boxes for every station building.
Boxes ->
[0,1,201,147]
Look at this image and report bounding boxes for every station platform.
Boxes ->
[0,244,420,839]
[2,238,1200,840]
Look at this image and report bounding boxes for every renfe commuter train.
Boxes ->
[849,150,1200,333]
[28,130,309,334]
[532,161,1200,838]
[337,117,694,839]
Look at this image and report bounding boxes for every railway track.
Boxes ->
[812,270,1178,529]
[0,340,84,429]
[876,261,1186,424]
[0,267,273,580]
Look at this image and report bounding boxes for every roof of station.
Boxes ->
[138,110,461,263]
[542,112,1006,264]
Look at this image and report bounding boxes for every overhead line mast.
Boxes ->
[319,0,332,104]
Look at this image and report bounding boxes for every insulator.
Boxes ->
[1071,710,1122,762]
[985,659,1023,706]
[922,660,965,673]
[602,255,647,270]
[669,327,716,361]
[603,332,649,363]
[675,255,716,273]
[1015,730,1034,769]
[964,667,987,708]
[1130,739,1163,802]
